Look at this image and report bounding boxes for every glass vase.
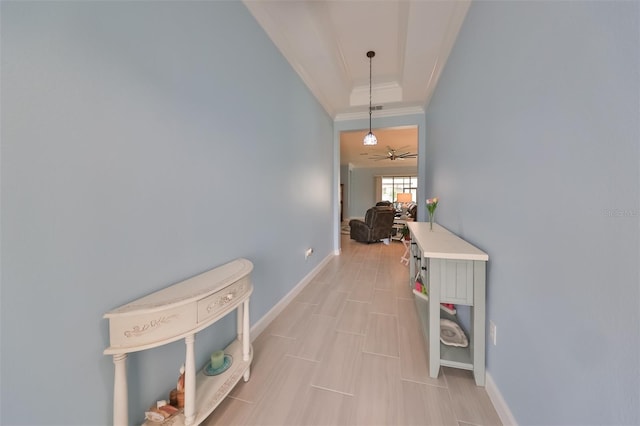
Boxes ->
[428,211,435,230]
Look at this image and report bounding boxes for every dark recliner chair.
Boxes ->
[349,206,395,243]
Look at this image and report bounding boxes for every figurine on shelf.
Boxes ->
[145,400,179,423]
[177,364,185,392]
[169,388,179,408]
[172,364,185,409]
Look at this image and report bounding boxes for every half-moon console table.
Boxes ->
[104,258,254,426]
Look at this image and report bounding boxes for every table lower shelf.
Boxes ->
[440,342,473,370]
[413,292,474,371]
[143,338,252,426]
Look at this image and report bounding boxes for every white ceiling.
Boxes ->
[340,126,419,168]
[243,0,471,166]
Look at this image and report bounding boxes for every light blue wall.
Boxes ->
[425,1,639,425]
[1,2,333,424]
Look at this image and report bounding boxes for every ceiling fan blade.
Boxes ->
[397,152,417,158]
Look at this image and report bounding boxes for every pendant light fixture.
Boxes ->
[363,50,377,146]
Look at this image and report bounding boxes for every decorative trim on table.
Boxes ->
[124,315,179,338]
[202,367,244,415]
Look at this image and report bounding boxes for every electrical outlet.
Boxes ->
[305,248,313,259]
[489,320,497,345]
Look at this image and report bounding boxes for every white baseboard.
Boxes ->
[486,372,518,426]
[250,252,335,340]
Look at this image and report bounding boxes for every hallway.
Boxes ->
[204,235,502,425]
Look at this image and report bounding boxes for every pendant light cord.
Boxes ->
[368,51,373,131]
[363,51,377,145]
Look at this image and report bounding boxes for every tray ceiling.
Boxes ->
[243,0,471,119]
[243,0,471,167]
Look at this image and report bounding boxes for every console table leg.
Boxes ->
[112,353,128,426]
[473,260,486,386]
[429,258,441,379]
[184,334,196,426]
[242,299,250,361]
[236,303,243,341]
[242,299,251,382]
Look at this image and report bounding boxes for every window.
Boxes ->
[381,176,418,203]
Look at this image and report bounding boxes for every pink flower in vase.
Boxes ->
[426,197,439,229]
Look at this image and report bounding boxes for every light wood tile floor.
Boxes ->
[203,234,502,426]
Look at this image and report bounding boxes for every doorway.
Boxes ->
[334,115,426,254]
[339,126,418,222]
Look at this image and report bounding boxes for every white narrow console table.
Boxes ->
[407,222,488,386]
[104,258,254,426]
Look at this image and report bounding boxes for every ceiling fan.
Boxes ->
[369,146,418,161]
